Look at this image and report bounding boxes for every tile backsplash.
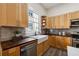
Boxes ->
[0,27,24,41]
[0,27,35,41]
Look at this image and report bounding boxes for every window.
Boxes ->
[28,9,39,34]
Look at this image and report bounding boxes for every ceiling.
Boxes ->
[40,3,64,10]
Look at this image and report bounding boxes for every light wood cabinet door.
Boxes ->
[48,36,56,47]
[46,17,52,28]
[37,42,44,56]
[2,49,8,56]
[55,36,64,49]
[50,17,55,28]
[63,37,72,50]
[8,46,20,56]
[0,4,7,26]
[2,46,20,56]
[0,4,2,26]
[6,4,18,26]
[43,40,49,52]
[63,13,71,28]
[70,11,79,19]
[0,3,28,27]
[19,4,28,27]
[54,16,61,29]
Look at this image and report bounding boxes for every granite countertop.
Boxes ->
[0,38,37,50]
[48,34,71,37]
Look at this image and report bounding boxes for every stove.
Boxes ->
[72,38,79,48]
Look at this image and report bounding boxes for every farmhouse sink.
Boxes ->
[30,35,48,44]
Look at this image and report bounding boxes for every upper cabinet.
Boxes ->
[70,11,79,20]
[0,4,7,26]
[0,3,28,27]
[51,17,55,28]
[46,17,52,28]
[6,4,17,26]
[49,13,71,29]
[63,13,71,28]
[18,4,28,27]
[54,16,62,29]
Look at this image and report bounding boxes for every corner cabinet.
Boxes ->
[0,3,28,27]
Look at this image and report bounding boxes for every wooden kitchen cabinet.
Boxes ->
[37,42,44,56]
[55,36,64,49]
[43,40,49,53]
[54,16,62,29]
[6,4,18,26]
[2,46,20,56]
[51,17,55,28]
[63,13,71,28]
[49,13,70,29]
[70,11,79,19]
[54,14,70,29]
[46,17,52,28]
[0,4,3,26]
[48,36,56,48]
[0,4,7,26]
[37,39,49,56]
[56,36,72,50]
[0,3,28,27]
[63,37,72,50]
[48,35,72,50]
[18,4,28,27]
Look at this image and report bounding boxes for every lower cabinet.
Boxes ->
[48,36,56,48]
[37,42,44,56]
[48,35,72,50]
[56,36,64,49]
[37,40,49,56]
[63,37,72,50]
[43,40,49,53]
[2,46,20,56]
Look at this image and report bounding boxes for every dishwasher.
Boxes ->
[20,43,37,56]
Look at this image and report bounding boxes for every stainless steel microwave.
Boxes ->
[70,18,79,27]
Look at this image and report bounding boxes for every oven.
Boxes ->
[72,40,79,48]
[20,42,37,56]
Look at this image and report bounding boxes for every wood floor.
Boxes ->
[43,47,67,56]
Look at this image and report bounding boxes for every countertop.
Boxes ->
[48,34,71,37]
[0,38,37,50]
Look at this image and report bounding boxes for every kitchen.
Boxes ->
[0,3,79,56]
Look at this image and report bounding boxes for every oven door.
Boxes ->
[20,43,37,56]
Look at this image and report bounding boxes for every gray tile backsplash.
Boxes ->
[1,27,79,41]
[0,27,24,41]
[0,27,35,42]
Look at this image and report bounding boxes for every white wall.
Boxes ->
[48,3,79,16]
[28,3,46,16]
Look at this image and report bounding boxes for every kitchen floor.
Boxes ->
[43,47,67,56]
